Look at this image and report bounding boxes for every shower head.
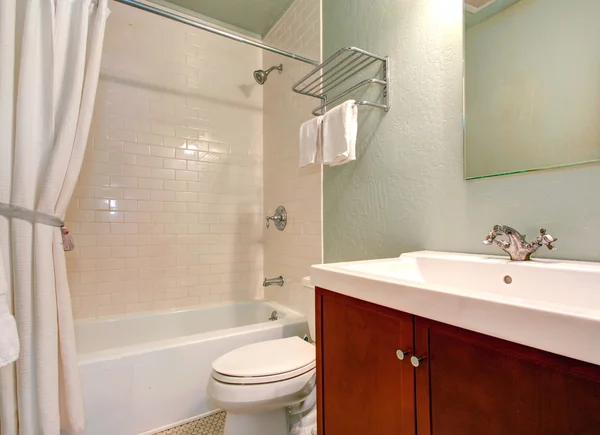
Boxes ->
[253,64,283,85]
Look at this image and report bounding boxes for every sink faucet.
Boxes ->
[483,225,557,261]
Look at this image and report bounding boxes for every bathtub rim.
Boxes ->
[76,299,306,365]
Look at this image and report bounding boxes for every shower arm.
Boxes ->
[265,65,282,75]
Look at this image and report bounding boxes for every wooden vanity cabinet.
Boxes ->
[415,317,600,435]
[316,288,600,435]
[316,289,415,435]
[316,292,415,435]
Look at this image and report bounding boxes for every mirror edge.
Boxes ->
[462,1,468,181]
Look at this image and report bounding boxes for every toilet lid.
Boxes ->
[212,336,315,378]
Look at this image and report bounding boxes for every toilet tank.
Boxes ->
[301,276,316,342]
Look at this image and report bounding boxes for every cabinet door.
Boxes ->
[317,288,415,435]
[414,317,600,435]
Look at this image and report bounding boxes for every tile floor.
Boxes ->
[156,412,226,435]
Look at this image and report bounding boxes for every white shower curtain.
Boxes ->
[0,0,109,434]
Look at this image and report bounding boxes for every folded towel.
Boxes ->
[299,116,323,167]
[322,100,358,166]
[0,257,19,368]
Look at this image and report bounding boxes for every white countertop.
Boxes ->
[311,251,600,366]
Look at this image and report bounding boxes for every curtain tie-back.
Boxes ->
[0,202,64,227]
[0,203,74,251]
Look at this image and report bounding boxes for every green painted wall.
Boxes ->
[323,0,600,263]
[157,0,295,37]
[465,0,522,29]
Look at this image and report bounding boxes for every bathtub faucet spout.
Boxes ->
[263,276,284,287]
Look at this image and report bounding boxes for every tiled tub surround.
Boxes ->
[263,0,323,316]
[66,1,264,318]
[76,300,308,435]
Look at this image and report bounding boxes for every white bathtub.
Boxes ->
[75,300,308,435]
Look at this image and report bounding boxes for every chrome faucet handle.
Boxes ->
[483,229,509,249]
[536,228,558,251]
[483,230,497,245]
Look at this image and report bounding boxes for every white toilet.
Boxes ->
[207,277,317,435]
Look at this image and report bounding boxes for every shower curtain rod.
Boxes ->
[113,0,320,66]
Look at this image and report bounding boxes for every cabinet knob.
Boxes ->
[411,355,426,367]
[396,350,411,360]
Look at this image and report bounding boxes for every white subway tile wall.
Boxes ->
[263,0,323,315]
[66,1,264,319]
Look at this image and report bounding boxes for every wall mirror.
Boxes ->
[464,0,600,180]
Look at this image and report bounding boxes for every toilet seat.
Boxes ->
[212,360,316,384]
[212,336,316,385]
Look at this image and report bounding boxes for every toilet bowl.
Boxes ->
[207,277,316,435]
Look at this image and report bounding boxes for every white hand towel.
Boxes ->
[0,256,19,368]
[299,115,323,167]
[322,100,358,166]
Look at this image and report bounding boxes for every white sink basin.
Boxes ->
[311,251,600,365]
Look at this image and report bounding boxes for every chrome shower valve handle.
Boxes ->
[265,215,281,228]
[265,205,287,231]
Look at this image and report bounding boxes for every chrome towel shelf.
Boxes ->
[292,47,391,116]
